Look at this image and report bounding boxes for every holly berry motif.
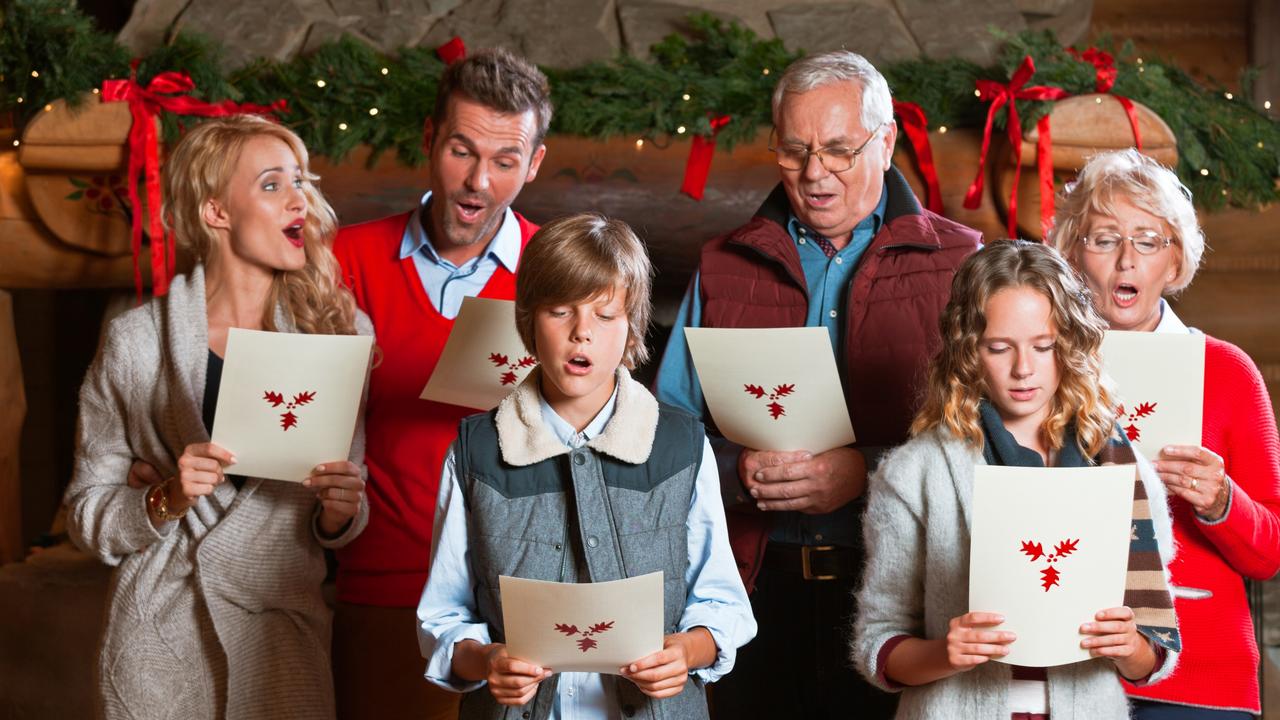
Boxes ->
[744,383,795,420]
[1020,537,1079,591]
[263,390,316,431]
[1116,402,1157,442]
[553,620,615,652]
[489,352,538,386]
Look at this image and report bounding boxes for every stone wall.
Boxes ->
[118,0,1091,71]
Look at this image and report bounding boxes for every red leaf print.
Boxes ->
[587,621,614,635]
[281,411,299,431]
[263,390,285,407]
[1040,565,1061,592]
[1133,402,1157,418]
[744,384,766,399]
[576,637,598,652]
[771,383,795,398]
[517,356,538,368]
[1124,423,1141,442]
[489,352,509,367]
[553,623,579,636]
[500,371,519,385]
[1052,538,1079,558]
[292,390,316,406]
[1020,541,1044,562]
[767,401,786,419]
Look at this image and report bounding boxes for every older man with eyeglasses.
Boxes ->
[653,50,982,719]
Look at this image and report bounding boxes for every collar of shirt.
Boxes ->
[538,383,621,449]
[398,191,521,273]
[785,185,887,254]
[1152,298,1191,334]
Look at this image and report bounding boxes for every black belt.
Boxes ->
[763,543,860,581]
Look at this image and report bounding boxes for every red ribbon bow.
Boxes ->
[680,114,732,201]
[892,100,943,214]
[436,36,467,65]
[963,56,1068,239]
[1068,47,1143,151]
[102,61,285,300]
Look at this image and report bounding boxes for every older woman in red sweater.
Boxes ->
[1051,148,1280,719]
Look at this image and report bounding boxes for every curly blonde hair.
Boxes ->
[162,114,357,335]
[911,240,1116,457]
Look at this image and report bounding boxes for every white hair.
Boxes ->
[771,50,894,133]
[1050,149,1205,294]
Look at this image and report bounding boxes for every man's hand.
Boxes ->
[738,446,867,514]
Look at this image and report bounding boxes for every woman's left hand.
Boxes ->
[304,461,364,537]
[1154,445,1230,521]
[1080,606,1155,681]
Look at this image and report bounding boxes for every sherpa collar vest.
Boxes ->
[455,368,710,720]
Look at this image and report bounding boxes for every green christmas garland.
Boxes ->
[2,0,1277,209]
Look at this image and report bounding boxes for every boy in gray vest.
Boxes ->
[416,213,756,720]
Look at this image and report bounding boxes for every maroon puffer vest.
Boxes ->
[699,168,982,590]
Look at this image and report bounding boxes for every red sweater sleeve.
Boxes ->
[1196,337,1280,579]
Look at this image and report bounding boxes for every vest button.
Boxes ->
[573,453,586,466]
[587,536,599,548]
[522,713,531,719]
[554,543,563,551]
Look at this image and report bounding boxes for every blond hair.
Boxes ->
[911,240,1117,457]
[515,213,653,369]
[162,114,357,335]
[1050,149,1204,294]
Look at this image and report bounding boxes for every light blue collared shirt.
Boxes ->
[417,386,756,719]
[400,191,522,319]
[652,188,888,547]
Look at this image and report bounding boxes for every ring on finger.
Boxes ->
[1190,478,1198,490]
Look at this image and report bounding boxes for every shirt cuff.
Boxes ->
[875,634,912,690]
[679,612,743,683]
[422,623,493,693]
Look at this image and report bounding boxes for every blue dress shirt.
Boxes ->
[417,386,757,719]
[400,191,522,319]
[652,188,888,547]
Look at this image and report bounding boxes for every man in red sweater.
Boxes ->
[329,47,549,720]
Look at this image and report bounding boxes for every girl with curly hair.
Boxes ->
[852,240,1179,719]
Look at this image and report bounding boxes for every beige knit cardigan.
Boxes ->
[65,266,371,720]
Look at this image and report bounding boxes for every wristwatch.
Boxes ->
[146,482,188,522]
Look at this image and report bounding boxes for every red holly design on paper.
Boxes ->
[1019,537,1079,591]
[554,620,615,652]
[263,390,316,431]
[1116,402,1158,442]
[744,383,795,420]
[490,352,538,385]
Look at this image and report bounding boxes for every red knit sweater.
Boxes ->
[331,210,537,606]
[1124,335,1280,713]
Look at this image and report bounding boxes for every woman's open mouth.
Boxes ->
[283,220,305,248]
[1113,283,1139,308]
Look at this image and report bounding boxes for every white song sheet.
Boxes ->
[969,464,1135,667]
[210,328,374,482]
[684,327,855,453]
[500,573,664,674]
[420,297,537,411]
[1100,330,1205,460]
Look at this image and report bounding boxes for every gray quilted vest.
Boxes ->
[454,402,710,720]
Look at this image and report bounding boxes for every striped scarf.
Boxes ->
[978,401,1182,654]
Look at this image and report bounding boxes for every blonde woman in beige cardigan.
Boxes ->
[65,115,371,720]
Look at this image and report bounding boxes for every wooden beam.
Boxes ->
[0,290,26,564]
